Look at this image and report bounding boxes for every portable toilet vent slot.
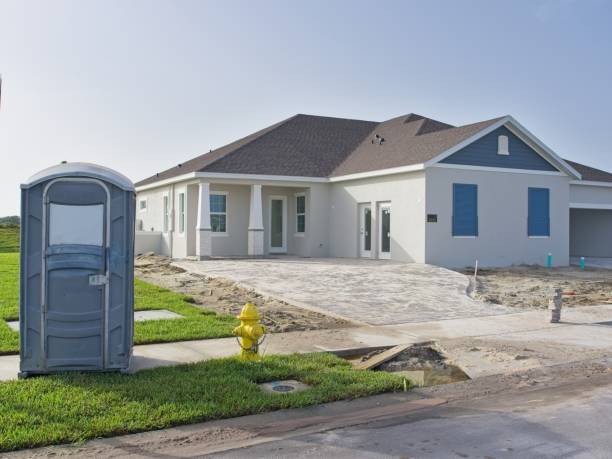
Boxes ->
[19,162,136,377]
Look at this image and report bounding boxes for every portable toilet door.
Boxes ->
[43,178,110,370]
[20,163,135,376]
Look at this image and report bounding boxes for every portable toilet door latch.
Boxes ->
[89,274,108,286]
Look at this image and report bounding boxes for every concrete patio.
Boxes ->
[176,257,512,325]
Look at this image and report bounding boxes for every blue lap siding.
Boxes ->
[441,126,558,172]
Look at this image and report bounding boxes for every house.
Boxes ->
[134,113,612,267]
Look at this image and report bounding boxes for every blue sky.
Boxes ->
[1,0,611,215]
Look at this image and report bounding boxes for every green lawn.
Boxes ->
[0,226,19,253]
[0,353,404,452]
[0,252,238,354]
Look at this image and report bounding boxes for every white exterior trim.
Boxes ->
[504,117,581,178]
[424,117,510,166]
[294,192,306,235]
[210,191,228,236]
[136,172,326,192]
[570,180,612,188]
[329,164,424,182]
[570,202,612,210]
[430,163,566,176]
[424,116,581,179]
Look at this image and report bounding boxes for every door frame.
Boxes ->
[378,202,391,260]
[268,195,287,253]
[358,203,372,258]
[41,177,111,369]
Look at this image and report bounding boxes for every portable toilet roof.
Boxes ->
[22,162,135,191]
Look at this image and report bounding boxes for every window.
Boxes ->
[296,194,305,234]
[498,135,509,155]
[138,198,147,212]
[528,188,550,237]
[163,195,169,233]
[178,193,185,234]
[210,193,227,233]
[49,204,104,246]
[452,183,478,237]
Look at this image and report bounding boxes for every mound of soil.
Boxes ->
[463,265,612,309]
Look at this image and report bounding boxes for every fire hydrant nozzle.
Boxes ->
[232,303,265,361]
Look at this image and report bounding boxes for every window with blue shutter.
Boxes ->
[452,184,478,237]
[528,188,550,237]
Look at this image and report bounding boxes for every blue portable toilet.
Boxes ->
[19,162,135,377]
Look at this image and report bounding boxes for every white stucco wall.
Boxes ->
[425,167,571,268]
[570,183,612,207]
[329,171,426,262]
[209,184,250,256]
[135,231,162,255]
[135,187,171,256]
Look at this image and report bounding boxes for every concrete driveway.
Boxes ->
[176,258,511,325]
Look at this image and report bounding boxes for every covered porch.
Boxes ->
[175,179,328,259]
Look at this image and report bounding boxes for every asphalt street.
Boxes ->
[210,374,612,459]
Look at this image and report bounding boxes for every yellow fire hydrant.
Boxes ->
[232,303,265,361]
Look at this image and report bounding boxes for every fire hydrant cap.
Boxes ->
[237,303,261,321]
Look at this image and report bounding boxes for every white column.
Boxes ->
[248,184,264,256]
[370,200,377,259]
[196,181,212,259]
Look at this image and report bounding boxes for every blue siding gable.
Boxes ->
[441,126,558,172]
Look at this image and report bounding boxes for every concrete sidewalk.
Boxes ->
[2,305,612,381]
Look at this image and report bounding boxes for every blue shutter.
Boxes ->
[452,184,478,236]
[528,188,550,236]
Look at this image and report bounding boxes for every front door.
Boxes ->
[378,203,391,260]
[269,196,287,253]
[359,204,372,258]
[43,179,108,370]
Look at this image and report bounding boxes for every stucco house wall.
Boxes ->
[425,167,570,267]
[329,171,426,262]
[570,183,612,207]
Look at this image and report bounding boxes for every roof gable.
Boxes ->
[440,126,558,172]
[330,116,502,177]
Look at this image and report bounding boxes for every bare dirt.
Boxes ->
[463,265,612,309]
[134,254,353,333]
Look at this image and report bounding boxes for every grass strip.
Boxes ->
[0,353,404,451]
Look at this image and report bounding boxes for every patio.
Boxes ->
[175,257,512,325]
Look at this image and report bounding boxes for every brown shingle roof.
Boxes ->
[565,159,612,183]
[139,112,602,187]
[136,114,377,186]
[330,115,503,177]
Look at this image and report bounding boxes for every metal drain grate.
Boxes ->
[259,379,311,394]
[272,384,295,393]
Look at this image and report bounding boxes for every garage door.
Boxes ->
[570,208,612,257]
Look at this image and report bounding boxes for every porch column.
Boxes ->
[196,181,212,259]
[248,184,264,256]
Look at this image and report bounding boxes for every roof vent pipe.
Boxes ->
[371,134,385,145]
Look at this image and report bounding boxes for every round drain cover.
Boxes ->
[272,384,295,393]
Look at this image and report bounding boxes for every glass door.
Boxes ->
[378,203,391,259]
[359,203,371,258]
[269,196,287,253]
